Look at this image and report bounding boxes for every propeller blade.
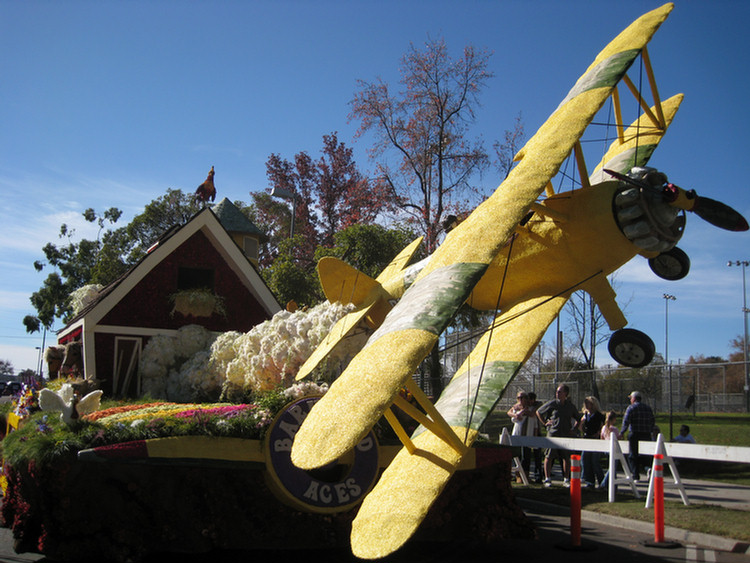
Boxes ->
[604,168,650,189]
[692,196,749,232]
[605,169,749,232]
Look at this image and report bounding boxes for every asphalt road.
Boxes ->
[1,499,747,563]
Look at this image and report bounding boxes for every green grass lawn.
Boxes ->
[657,412,750,447]
[651,413,750,485]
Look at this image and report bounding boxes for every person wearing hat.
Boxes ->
[620,391,655,481]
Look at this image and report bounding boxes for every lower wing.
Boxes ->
[350,294,568,559]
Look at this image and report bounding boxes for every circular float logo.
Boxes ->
[265,395,379,513]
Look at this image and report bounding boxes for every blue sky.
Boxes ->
[1,1,749,374]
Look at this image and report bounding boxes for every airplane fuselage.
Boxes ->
[468,180,646,329]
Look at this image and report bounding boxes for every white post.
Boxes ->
[608,432,617,502]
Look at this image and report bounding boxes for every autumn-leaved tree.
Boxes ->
[316,133,388,245]
[494,113,525,181]
[350,37,493,252]
[252,132,390,268]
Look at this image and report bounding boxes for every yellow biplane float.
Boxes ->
[292,3,747,559]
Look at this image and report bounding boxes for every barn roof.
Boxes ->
[57,206,279,338]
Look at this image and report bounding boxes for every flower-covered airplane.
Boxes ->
[291,4,748,558]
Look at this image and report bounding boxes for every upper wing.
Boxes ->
[76,390,104,417]
[291,3,675,472]
[39,388,67,412]
[350,295,568,559]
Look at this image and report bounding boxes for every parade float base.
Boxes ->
[1,444,534,562]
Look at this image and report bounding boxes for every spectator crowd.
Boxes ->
[507,386,692,488]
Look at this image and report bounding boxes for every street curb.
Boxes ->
[518,498,750,554]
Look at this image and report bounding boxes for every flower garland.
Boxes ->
[91,403,207,425]
[172,404,254,419]
[84,402,173,423]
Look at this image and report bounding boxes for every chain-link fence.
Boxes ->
[443,360,748,417]
[430,330,748,439]
[437,328,747,414]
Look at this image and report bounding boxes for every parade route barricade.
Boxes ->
[500,429,640,501]
[500,429,750,508]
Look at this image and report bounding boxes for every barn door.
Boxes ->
[113,337,142,398]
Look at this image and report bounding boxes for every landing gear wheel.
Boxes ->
[648,247,690,281]
[608,328,655,368]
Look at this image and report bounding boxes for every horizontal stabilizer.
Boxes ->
[318,257,380,306]
[376,237,424,285]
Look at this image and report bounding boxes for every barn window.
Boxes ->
[177,267,215,291]
[243,236,259,261]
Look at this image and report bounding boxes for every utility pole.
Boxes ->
[727,260,750,413]
[664,293,676,441]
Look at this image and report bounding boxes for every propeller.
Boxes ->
[689,196,749,232]
[604,169,748,232]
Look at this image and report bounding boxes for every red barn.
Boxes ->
[56,202,280,397]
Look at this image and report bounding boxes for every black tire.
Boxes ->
[648,247,690,281]
[608,328,655,368]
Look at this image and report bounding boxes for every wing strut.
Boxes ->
[573,141,591,189]
[612,87,625,143]
[607,45,667,150]
[622,75,661,129]
[385,379,468,456]
[641,46,665,127]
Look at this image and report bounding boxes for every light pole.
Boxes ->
[270,186,297,238]
[727,260,750,413]
[663,293,676,440]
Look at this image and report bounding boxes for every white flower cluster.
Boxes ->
[283,381,329,401]
[221,301,355,400]
[140,324,218,402]
[138,302,357,403]
[69,284,103,316]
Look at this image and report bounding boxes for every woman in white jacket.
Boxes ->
[507,391,539,478]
